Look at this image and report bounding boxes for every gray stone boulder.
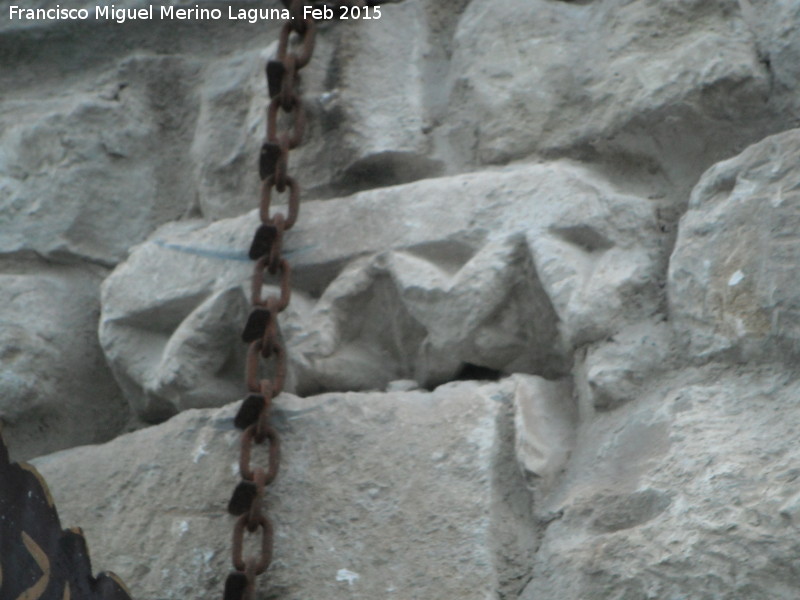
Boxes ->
[97,219,253,422]
[579,319,676,412]
[189,48,270,221]
[0,258,126,461]
[512,375,576,493]
[441,0,800,207]
[32,379,537,600]
[669,128,800,363]
[292,0,442,201]
[99,162,660,420]
[520,367,800,600]
[0,55,199,265]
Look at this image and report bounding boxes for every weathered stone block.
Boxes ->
[0,259,126,461]
[669,128,800,363]
[100,163,659,418]
[32,380,536,599]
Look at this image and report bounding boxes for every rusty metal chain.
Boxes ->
[222,2,382,597]
[222,2,314,598]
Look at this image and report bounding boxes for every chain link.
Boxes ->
[223,1,318,598]
[223,2,376,596]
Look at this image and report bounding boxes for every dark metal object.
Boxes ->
[228,481,258,516]
[259,141,282,179]
[238,426,280,483]
[248,223,277,261]
[234,394,266,430]
[242,309,271,343]
[224,2,319,597]
[260,176,299,229]
[223,571,249,600]
[265,61,285,99]
[251,259,291,310]
[0,431,133,600]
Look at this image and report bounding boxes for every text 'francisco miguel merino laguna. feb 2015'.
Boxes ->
[7,4,383,24]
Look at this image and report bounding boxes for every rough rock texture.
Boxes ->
[0,56,200,265]
[33,380,538,600]
[0,257,126,461]
[669,128,800,364]
[4,1,800,599]
[521,366,800,600]
[99,161,660,419]
[512,376,576,491]
[580,319,676,412]
[442,0,800,208]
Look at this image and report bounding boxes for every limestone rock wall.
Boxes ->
[4,1,800,599]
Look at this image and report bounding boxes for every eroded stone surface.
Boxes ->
[669,128,800,363]
[32,380,536,600]
[100,163,659,419]
[4,2,800,599]
[521,367,800,600]
[0,56,200,265]
[441,0,800,209]
[512,374,576,492]
[0,258,126,461]
[580,319,675,412]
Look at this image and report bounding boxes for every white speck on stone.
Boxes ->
[320,91,337,106]
[171,519,189,537]
[728,270,745,286]
[231,461,239,476]
[734,316,748,336]
[193,442,208,463]
[336,569,360,586]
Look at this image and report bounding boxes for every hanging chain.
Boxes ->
[222,1,315,598]
[222,2,382,597]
